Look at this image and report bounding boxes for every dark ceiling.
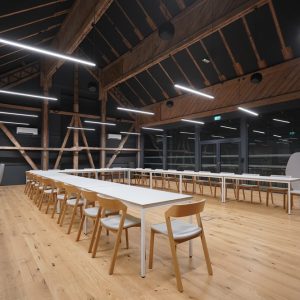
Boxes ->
[0,0,300,112]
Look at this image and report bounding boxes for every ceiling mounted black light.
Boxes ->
[250,72,263,84]
[159,21,175,40]
[88,81,97,92]
[166,100,174,108]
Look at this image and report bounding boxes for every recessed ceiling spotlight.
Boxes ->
[202,58,210,64]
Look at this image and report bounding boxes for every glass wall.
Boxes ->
[143,132,163,169]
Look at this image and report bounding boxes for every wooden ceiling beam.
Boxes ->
[158,62,182,96]
[43,0,113,80]
[137,57,300,127]
[101,0,268,90]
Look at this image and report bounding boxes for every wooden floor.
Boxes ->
[1,184,300,300]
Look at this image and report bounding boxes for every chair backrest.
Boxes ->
[286,152,300,190]
[63,184,81,199]
[165,200,206,218]
[81,189,97,206]
[96,195,126,215]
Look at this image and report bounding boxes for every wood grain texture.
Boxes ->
[139,57,300,127]
[1,184,300,299]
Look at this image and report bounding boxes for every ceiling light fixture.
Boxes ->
[117,107,154,115]
[253,130,265,134]
[180,131,195,135]
[188,137,195,140]
[181,119,204,125]
[120,131,141,136]
[142,127,164,132]
[0,37,96,67]
[67,127,95,131]
[220,125,237,130]
[174,84,214,99]
[273,134,282,138]
[238,107,258,116]
[211,135,224,139]
[0,111,38,117]
[0,89,57,101]
[84,120,116,126]
[273,118,290,124]
[0,121,30,126]
[156,134,172,138]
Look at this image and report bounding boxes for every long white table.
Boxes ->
[64,168,300,215]
[31,170,192,277]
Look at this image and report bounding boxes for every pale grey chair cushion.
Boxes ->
[101,214,140,230]
[84,207,99,217]
[66,198,84,206]
[152,220,202,241]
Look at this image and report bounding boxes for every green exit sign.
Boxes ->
[289,131,296,136]
[214,115,222,121]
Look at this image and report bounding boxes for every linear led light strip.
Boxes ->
[142,127,164,132]
[120,131,140,135]
[156,134,172,138]
[84,120,116,126]
[0,89,57,101]
[238,107,258,116]
[180,131,194,135]
[0,37,96,67]
[211,135,224,139]
[0,121,30,125]
[181,118,204,125]
[273,118,290,124]
[117,107,154,115]
[174,84,214,99]
[0,111,38,117]
[253,130,265,134]
[67,126,95,131]
[220,125,237,130]
[273,134,282,138]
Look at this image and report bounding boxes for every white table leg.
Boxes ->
[189,214,193,257]
[128,170,131,185]
[179,174,182,194]
[288,182,291,215]
[140,208,146,278]
[150,173,153,189]
[222,177,226,203]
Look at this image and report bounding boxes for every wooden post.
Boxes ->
[73,64,79,169]
[99,83,107,168]
[41,80,50,170]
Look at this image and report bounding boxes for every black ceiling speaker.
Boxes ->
[159,22,175,40]
[88,81,97,92]
[166,100,174,108]
[250,72,263,84]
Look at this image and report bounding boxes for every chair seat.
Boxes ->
[84,207,99,217]
[267,187,287,192]
[101,214,141,230]
[66,198,84,206]
[152,220,202,241]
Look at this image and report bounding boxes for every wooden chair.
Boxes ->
[210,173,237,200]
[32,175,44,204]
[92,196,141,275]
[164,170,180,192]
[149,200,212,292]
[152,169,164,189]
[237,173,262,203]
[182,171,195,193]
[37,178,56,211]
[266,175,290,209]
[59,184,84,234]
[24,171,33,195]
[195,173,213,196]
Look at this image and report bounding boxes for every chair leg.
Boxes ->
[266,191,269,207]
[109,227,123,275]
[88,217,100,253]
[250,189,253,203]
[149,230,155,269]
[168,237,183,292]
[125,228,129,249]
[51,197,58,219]
[258,189,262,203]
[45,193,53,214]
[242,188,245,200]
[67,205,79,234]
[76,214,86,241]
[283,193,286,210]
[92,224,103,258]
[59,202,68,226]
[200,232,213,276]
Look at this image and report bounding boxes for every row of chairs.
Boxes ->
[131,171,291,209]
[24,172,213,292]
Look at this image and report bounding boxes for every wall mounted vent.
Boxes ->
[16,127,38,135]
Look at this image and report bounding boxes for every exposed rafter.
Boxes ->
[43,0,113,80]
[101,0,268,90]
